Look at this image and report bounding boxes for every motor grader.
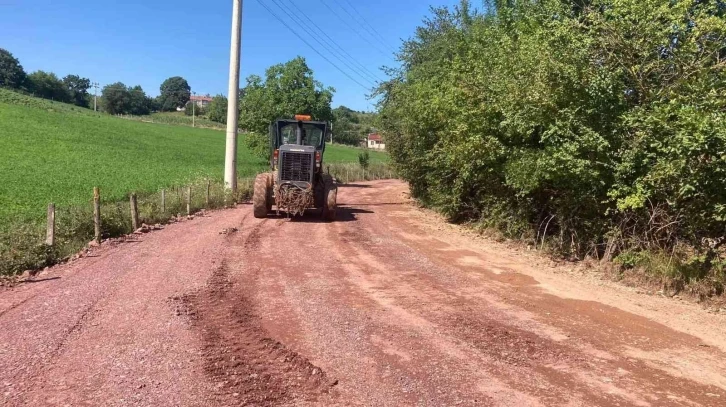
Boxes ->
[252,115,337,220]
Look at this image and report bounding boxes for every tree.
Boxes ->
[207,95,228,124]
[62,74,91,107]
[184,101,205,117]
[148,96,161,113]
[0,48,26,89]
[158,76,190,111]
[128,85,152,115]
[376,0,726,279]
[332,105,378,145]
[239,57,335,136]
[27,71,70,102]
[101,83,152,115]
[243,132,270,160]
[101,82,130,115]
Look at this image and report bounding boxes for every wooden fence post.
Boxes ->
[187,186,192,215]
[45,203,55,246]
[130,193,139,231]
[206,180,211,208]
[93,187,101,244]
[161,189,166,214]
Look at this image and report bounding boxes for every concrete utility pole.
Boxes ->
[192,91,196,128]
[92,82,99,112]
[224,0,243,192]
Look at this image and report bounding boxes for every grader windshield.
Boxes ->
[280,123,324,147]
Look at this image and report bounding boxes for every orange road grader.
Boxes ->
[252,115,337,220]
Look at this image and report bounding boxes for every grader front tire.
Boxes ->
[253,173,271,219]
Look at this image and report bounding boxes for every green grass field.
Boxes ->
[123,111,227,130]
[0,88,387,226]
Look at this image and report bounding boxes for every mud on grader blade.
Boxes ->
[253,115,337,221]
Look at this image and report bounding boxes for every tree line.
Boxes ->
[0,48,197,116]
[377,0,726,288]
[0,48,94,108]
[1,48,373,146]
[214,56,375,151]
[332,106,378,146]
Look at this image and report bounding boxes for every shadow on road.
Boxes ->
[339,184,372,188]
[338,202,407,207]
[267,207,374,223]
[21,277,61,284]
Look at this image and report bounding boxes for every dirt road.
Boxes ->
[1,180,725,406]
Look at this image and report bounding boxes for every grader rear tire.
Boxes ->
[322,174,337,221]
[253,173,271,218]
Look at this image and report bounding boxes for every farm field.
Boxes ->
[122,111,227,130]
[0,89,387,227]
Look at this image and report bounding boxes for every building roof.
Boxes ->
[190,95,213,102]
[368,133,383,141]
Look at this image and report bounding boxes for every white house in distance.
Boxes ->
[190,95,213,108]
[367,133,385,150]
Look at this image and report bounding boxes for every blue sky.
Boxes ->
[0,0,465,112]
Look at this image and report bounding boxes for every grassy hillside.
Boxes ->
[123,111,227,130]
[0,89,387,226]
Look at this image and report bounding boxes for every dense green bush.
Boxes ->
[358,151,370,170]
[243,132,270,160]
[184,102,205,117]
[207,95,228,124]
[377,0,726,288]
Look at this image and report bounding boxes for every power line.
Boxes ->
[338,0,398,53]
[278,0,385,84]
[255,0,373,91]
[268,0,378,87]
[318,0,391,58]
[340,0,397,53]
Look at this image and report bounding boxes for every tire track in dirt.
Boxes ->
[179,220,337,406]
[258,180,725,406]
[326,209,597,406]
[356,181,726,406]
[1,208,249,406]
[2,181,725,406]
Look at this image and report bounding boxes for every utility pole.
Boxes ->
[224,0,243,192]
[192,91,196,128]
[92,82,99,112]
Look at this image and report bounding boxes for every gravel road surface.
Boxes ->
[1,179,725,406]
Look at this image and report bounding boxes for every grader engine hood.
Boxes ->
[278,144,316,188]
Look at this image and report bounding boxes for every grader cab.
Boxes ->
[252,115,337,220]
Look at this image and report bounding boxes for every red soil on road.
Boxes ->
[1,180,725,406]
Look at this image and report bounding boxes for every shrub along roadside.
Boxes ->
[0,165,395,276]
[376,0,726,298]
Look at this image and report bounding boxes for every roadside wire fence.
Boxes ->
[0,177,255,276]
[0,164,396,276]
